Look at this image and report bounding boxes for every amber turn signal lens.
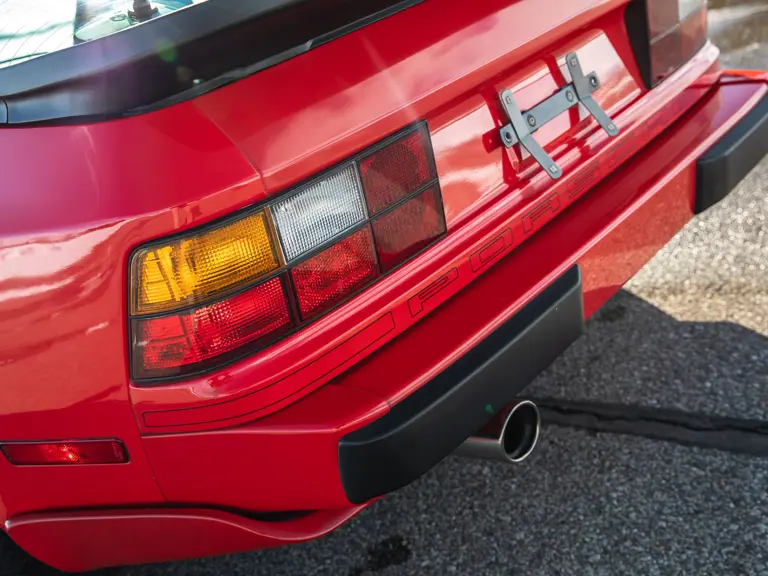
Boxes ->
[131,211,280,315]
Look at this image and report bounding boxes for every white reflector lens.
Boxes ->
[272,164,367,262]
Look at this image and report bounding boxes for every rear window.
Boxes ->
[0,0,421,124]
[0,0,209,70]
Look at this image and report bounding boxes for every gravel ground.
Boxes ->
[123,7,768,576]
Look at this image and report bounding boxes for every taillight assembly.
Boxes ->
[129,122,445,381]
[626,0,708,88]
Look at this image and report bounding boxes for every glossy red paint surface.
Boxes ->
[0,0,766,569]
[7,506,364,573]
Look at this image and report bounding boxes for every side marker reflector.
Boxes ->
[1,440,128,465]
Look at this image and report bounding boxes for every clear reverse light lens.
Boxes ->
[272,163,367,262]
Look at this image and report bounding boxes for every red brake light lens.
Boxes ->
[133,276,293,379]
[359,124,436,215]
[291,226,379,320]
[1,440,128,465]
[372,185,446,273]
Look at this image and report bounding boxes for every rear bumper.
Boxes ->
[339,266,584,504]
[8,71,768,574]
[696,88,768,213]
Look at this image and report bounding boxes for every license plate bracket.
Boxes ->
[499,52,620,180]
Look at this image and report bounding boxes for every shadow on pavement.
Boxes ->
[531,289,768,420]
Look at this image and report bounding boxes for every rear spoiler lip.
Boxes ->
[0,0,422,126]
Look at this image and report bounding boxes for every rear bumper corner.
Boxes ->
[696,89,768,213]
[338,266,584,504]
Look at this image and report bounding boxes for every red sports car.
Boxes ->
[1,0,766,572]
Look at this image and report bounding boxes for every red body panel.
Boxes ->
[0,0,765,570]
[7,507,364,570]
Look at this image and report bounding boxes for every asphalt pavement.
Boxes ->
[123,6,768,575]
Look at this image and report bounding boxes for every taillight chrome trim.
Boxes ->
[128,120,445,384]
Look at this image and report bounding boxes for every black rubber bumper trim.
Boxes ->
[338,266,584,504]
[696,92,768,213]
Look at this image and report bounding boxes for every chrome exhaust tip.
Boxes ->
[456,400,540,464]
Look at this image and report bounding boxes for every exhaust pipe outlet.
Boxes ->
[456,400,540,463]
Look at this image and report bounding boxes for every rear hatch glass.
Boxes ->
[0,0,208,69]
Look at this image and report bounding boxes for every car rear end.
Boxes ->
[1,0,767,571]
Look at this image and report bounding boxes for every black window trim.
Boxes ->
[0,0,423,125]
